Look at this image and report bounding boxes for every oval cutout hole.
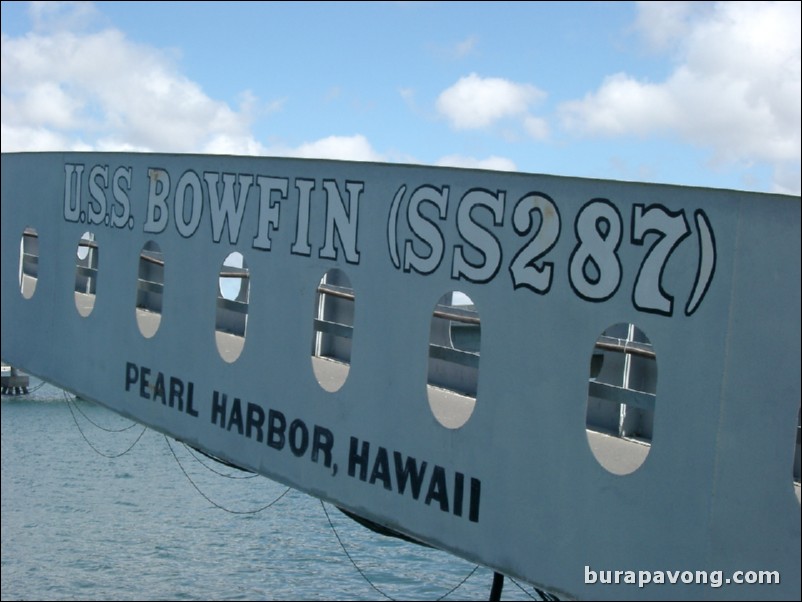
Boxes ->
[427,291,479,429]
[19,227,39,299]
[74,231,98,317]
[311,269,354,392]
[586,323,656,475]
[136,241,164,338]
[215,252,249,363]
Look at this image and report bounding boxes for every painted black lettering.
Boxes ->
[289,419,309,457]
[508,192,560,294]
[252,176,286,251]
[63,163,84,223]
[144,168,169,234]
[169,377,184,411]
[227,397,244,435]
[125,362,138,391]
[153,372,166,405]
[319,180,362,264]
[369,446,392,491]
[291,179,314,256]
[451,188,504,284]
[424,465,449,512]
[393,451,427,500]
[246,402,265,443]
[469,477,481,523]
[311,425,334,468]
[174,170,203,238]
[139,367,151,399]
[205,171,252,245]
[403,185,448,275]
[111,166,132,228]
[211,390,227,427]
[453,472,464,517]
[267,409,286,450]
[87,164,108,225]
[348,437,370,481]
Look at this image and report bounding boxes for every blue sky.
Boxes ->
[1,1,800,195]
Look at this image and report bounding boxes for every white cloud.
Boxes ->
[0,9,387,167]
[201,134,268,157]
[1,23,270,155]
[399,87,415,105]
[632,1,700,51]
[0,122,76,152]
[29,1,100,33]
[436,73,546,132]
[560,1,801,193]
[522,115,549,141]
[453,36,478,59]
[560,73,677,136]
[773,161,801,196]
[277,134,385,163]
[436,154,517,172]
[1,83,81,130]
[428,35,479,61]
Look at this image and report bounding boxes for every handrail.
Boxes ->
[594,336,655,360]
[122,251,655,360]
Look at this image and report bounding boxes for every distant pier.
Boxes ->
[1,363,29,395]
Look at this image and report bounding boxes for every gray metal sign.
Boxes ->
[2,152,799,599]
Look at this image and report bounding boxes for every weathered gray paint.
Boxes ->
[1,152,799,599]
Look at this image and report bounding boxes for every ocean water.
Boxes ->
[2,381,543,601]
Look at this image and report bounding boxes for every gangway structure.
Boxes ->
[1,152,799,599]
